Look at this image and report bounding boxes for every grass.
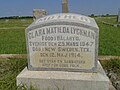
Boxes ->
[96,19,120,56]
[0,59,27,90]
[0,29,26,54]
[0,18,33,54]
[95,16,120,24]
[100,59,120,80]
[0,19,33,28]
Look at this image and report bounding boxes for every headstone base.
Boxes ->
[17,61,110,90]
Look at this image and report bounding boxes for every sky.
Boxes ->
[0,0,120,17]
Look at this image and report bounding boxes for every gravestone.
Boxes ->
[62,0,68,13]
[5,19,9,22]
[17,13,109,90]
[26,14,97,72]
[21,19,26,22]
[118,9,120,22]
[33,9,46,21]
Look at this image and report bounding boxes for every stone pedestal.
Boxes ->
[17,61,110,90]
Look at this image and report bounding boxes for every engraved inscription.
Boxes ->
[27,25,96,70]
[35,14,90,24]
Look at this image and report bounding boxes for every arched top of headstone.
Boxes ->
[26,13,98,30]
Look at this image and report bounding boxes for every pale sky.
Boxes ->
[0,0,120,17]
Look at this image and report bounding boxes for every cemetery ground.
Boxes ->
[0,16,120,90]
[1,58,120,90]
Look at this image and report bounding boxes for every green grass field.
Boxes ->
[0,59,27,90]
[97,19,120,56]
[0,19,33,54]
[0,29,26,54]
[0,17,120,55]
[0,19,32,28]
[96,16,120,24]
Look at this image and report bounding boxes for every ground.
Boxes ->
[0,59,27,90]
[0,58,120,90]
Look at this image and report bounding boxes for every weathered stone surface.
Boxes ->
[26,13,99,72]
[17,61,109,90]
[33,9,46,21]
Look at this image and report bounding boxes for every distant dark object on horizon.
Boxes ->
[0,16,33,19]
[0,14,118,19]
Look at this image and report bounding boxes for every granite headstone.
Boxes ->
[26,13,99,72]
[17,13,110,90]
